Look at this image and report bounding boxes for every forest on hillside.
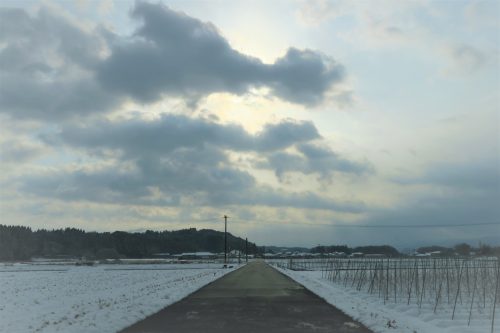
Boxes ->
[0,225,258,261]
[309,243,500,257]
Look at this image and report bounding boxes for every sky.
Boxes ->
[0,0,499,249]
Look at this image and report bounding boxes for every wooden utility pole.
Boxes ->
[224,215,228,265]
[245,237,248,263]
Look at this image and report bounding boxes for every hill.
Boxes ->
[0,225,258,261]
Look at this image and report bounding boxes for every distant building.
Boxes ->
[365,254,385,258]
[229,249,243,256]
[174,252,217,260]
[413,251,443,257]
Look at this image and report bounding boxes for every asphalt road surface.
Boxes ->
[120,261,373,333]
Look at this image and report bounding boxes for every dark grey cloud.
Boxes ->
[248,165,500,248]
[0,7,102,70]
[18,150,364,213]
[423,162,499,190]
[255,122,321,151]
[0,75,116,120]
[297,142,371,174]
[372,160,500,247]
[20,145,254,207]
[366,161,500,230]
[0,7,118,120]
[21,165,164,206]
[20,114,364,212]
[0,140,45,164]
[392,161,500,191]
[19,161,364,213]
[353,190,500,248]
[255,142,371,181]
[266,48,344,105]
[0,2,358,216]
[96,1,345,106]
[48,114,320,155]
[247,160,499,248]
[214,187,365,213]
[0,3,346,120]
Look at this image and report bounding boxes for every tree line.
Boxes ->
[308,243,500,257]
[416,243,500,256]
[0,224,258,261]
[309,244,400,256]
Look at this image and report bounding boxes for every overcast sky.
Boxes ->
[0,0,498,249]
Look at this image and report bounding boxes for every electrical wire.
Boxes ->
[227,218,500,229]
[158,216,499,229]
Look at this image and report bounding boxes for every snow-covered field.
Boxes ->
[0,262,239,333]
[274,265,499,333]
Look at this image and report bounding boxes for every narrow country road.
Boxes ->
[120,261,373,333]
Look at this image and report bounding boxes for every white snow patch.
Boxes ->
[0,263,240,332]
[274,266,497,333]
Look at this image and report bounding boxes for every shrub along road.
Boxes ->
[120,260,373,333]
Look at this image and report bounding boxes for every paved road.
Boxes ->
[120,261,373,333]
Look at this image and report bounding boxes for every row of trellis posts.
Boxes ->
[275,257,500,333]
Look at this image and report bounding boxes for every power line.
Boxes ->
[227,219,500,229]
[179,217,221,223]
[156,216,499,229]
[325,222,499,228]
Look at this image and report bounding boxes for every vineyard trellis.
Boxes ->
[272,257,500,332]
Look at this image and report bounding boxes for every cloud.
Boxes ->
[19,146,254,207]
[19,114,364,213]
[255,142,371,181]
[297,0,351,26]
[0,7,118,120]
[18,152,364,213]
[265,48,345,105]
[441,43,487,75]
[298,0,412,44]
[0,2,346,120]
[297,143,370,174]
[0,140,46,164]
[424,162,499,191]
[221,187,365,213]
[380,160,500,245]
[254,121,321,151]
[392,160,500,192]
[97,1,345,107]
[49,114,320,155]
[355,190,500,248]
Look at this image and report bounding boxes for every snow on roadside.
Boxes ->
[274,266,496,333]
[0,263,240,333]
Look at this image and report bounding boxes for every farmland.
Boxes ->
[269,257,499,333]
[0,262,239,333]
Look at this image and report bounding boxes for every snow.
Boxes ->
[274,266,498,333]
[0,262,240,333]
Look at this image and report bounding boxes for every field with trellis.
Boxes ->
[270,257,500,332]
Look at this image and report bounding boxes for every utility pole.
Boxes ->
[224,215,228,266]
[245,237,248,263]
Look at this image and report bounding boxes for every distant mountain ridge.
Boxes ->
[0,225,258,261]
